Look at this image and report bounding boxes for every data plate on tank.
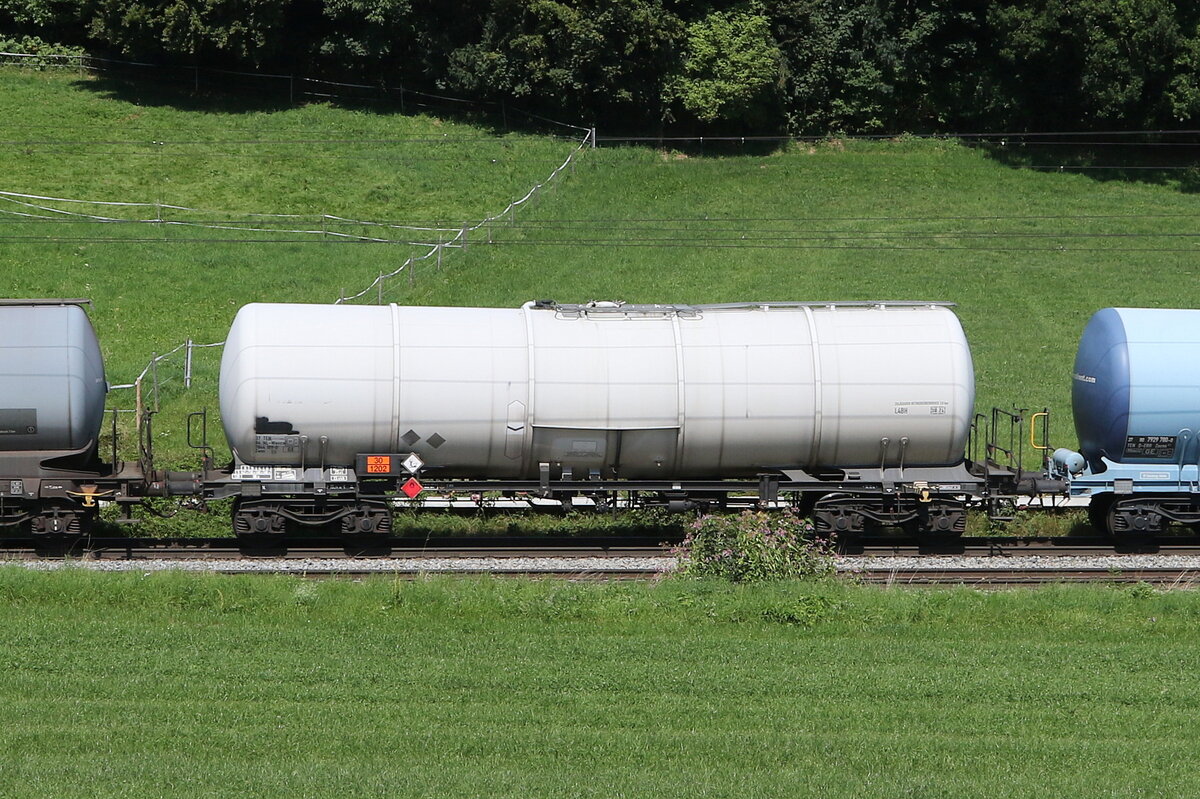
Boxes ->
[1124,435,1176,459]
[231,465,302,481]
[0,409,37,435]
[232,465,274,481]
[892,401,948,416]
[255,434,303,454]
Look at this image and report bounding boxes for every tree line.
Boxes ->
[4,0,1200,134]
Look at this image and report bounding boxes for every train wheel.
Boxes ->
[910,504,965,539]
[340,507,393,537]
[1087,497,1114,535]
[233,505,285,537]
[1107,500,1163,542]
[30,508,91,536]
[813,495,865,544]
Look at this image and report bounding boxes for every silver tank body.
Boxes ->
[219,301,975,478]
[0,302,107,455]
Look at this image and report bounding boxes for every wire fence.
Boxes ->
[104,123,592,414]
[0,190,468,245]
[336,127,594,304]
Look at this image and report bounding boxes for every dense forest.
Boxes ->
[4,0,1200,133]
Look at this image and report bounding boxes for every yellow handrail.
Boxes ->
[1029,411,1050,451]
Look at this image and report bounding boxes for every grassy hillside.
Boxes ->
[4,68,1199,468]
[0,69,583,461]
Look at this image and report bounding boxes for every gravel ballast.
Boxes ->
[7,554,1200,574]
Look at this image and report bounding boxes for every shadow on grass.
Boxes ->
[71,67,544,138]
[69,63,792,153]
[971,140,1200,194]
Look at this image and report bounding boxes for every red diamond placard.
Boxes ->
[400,477,423,499]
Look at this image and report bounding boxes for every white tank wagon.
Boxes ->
[219,300,975,480]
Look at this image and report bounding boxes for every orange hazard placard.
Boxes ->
[366,455,392,474]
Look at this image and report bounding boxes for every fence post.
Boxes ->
[184,340,193,388]
[152,353,160,412]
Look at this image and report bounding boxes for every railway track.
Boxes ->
[4,535,1200,585]
[0,536,670,561]
[2,533,1197,558]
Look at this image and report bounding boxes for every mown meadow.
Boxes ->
[2,569,1199,798]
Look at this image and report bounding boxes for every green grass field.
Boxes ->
[1,570,1199,798]
[4,68,1199,472]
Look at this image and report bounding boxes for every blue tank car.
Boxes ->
[1061,307,1200,535]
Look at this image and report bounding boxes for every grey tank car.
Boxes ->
[0,300,196,535]
[0,300,106,461]
[209,300,1016,538]
[219,300,975,479]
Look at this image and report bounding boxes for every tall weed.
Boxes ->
[675,510,835,582]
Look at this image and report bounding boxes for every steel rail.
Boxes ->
[4,534,1200,559]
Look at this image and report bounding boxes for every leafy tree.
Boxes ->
[4,0,1200,132]
[768,0,992,134]
[989,0,1200,129]
[441,0,683,123]
[665,2,782,126]
[80,0,291,65]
